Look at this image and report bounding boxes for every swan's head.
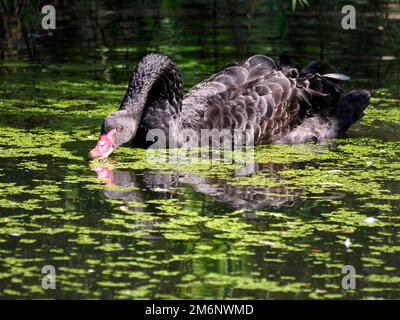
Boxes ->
[89,110,137,160]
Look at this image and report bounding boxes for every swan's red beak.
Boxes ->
[88,131,116,160]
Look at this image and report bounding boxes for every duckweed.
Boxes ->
[0,60,399,300]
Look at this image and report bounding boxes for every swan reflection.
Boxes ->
[92,162,305,211]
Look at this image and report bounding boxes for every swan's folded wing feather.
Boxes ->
[184,54,278,102]
[182,55,299,142]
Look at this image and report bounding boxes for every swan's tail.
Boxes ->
[297,60,371,136]
[279,58,349,121]
[277,57,371,143]
[277,89,371,144]
[329,89,371,135]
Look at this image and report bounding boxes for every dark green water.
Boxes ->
[0,0,399,299]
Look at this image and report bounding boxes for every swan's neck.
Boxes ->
[120,54,184,146]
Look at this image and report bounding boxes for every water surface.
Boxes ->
[0,0,399,299]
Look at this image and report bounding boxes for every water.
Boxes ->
[0,0,399,299]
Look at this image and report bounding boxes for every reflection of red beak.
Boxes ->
[88,130,116,160]
[93,165,113,185]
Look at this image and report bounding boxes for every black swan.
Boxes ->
[89,54,370,159]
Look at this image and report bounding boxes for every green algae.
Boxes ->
[0,60,399,300]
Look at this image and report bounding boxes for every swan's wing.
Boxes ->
[182,55,302,143]
[184,55,278,101]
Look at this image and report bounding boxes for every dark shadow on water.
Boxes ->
[92,160,345,208]
[93,164,303,209]
[88,156,348,240]
[0,111,105,131]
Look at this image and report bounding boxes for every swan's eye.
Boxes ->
[116,126,122,131]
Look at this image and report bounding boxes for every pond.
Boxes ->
[0,0,399,299]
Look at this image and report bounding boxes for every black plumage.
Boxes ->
[89,53,371,159]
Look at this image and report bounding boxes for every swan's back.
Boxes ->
[181,55,303,143]
[181,54,370,144]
